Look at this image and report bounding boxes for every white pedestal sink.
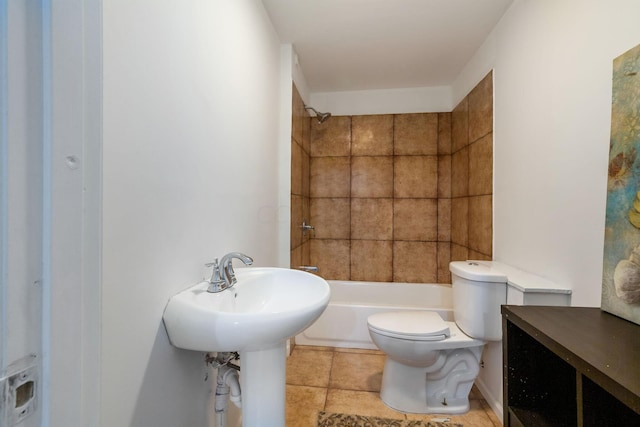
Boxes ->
[163,267,330,426]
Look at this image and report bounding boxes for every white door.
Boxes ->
[0,1,45,426]
[1,1,101,426]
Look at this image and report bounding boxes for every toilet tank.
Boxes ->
[449,261,507,341]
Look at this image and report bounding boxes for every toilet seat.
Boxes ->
[367,311,450,341]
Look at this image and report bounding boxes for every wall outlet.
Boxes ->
[0,355,38,426]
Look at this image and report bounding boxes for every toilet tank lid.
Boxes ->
[368,311,450,338]
[449,261,508,283]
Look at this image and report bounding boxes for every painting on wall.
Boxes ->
[603,42,640,325]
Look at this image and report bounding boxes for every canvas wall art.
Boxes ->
[603,42,640,325]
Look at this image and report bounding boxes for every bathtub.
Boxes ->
[295,280,453,350]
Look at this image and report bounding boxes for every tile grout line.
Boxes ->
[322,348,336,411]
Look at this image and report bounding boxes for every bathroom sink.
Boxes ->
[163,267,330,352]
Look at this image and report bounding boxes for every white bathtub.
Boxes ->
[295,280,453,350]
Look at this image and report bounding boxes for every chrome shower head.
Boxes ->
[304,105,332,124]
[316,111,332,124]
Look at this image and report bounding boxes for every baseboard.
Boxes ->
[474,377,503,425]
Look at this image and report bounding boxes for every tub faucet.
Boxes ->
[205,252,253,293]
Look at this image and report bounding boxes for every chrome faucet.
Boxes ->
[205,252,253,293]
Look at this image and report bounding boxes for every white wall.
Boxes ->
[101,1,282,425]
[457,0,640,307]
[310,85,453,116]
[452,0,640,419]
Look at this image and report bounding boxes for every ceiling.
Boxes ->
[261,0,513,93]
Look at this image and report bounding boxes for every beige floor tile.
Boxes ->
[294,344,335,353]
[286,346,501,426]
[286,348,334,387]
[329,351,385,391]
[405,400,496,427]
[333,347,384,356]
[480,399,502,426]
[325,389,406,419]
[286,385,327,427]
[468,384,483,400]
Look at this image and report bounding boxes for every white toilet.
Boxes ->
[367,261,507,414]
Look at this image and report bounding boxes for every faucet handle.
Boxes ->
[205,258,223,285]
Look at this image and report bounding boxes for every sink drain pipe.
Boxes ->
[209,352,241,427]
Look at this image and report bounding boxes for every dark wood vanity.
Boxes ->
[502,305,640,426]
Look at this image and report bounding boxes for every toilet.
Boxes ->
[367,261,508,414]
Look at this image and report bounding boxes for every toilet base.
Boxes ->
[379,346,482,414]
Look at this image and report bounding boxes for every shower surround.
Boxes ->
[290,72,493,284]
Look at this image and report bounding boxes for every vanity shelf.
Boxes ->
[502,305,640,427]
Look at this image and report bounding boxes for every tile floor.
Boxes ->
[285,345,502,427]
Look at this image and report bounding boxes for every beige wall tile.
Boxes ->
[437,198,451,241]
[468,70,493,143]
[302,196,311,243]
[393,199,437,241]
[393,241,437,283]
[302,149,310,197]
[291,84,304,145]
[310,239,350,280]
[303,80,492,283]
[301,240,310,265]
[469,132,493,196]
[394,113,438,155]
[291,194,303,249]
[352,114,393,156]
[468,195,492,256]
[394,156,438,198]
[452,96,469,153]
[291,139,303,196]
[351,156,393,198]
[310,157,351,197]
[311,116,351,157]
[468,249,491,261]
[437,241,452,284]
[311,198,350,239]
[302,115,311,154]
[438,154,451,198]
[451,197,468,246]
[438,112,452,155]
[290,246,301,269]
[351,198,393,240]
[451,243,468,262]
[351,240,393,282]
[451,146,469,198]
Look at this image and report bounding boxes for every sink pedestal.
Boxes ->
[240,344,287,426]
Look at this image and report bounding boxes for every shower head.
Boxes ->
[316,111,332,124]
[304,105,332,124]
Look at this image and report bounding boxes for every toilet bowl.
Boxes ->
[367,261,508,414]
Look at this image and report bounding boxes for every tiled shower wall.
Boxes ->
[450,72,493,267]
[290,71,493,284]
[307,112,451,283]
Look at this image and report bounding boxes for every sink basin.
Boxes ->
[163,267,330,352]
[164,266,330,425]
